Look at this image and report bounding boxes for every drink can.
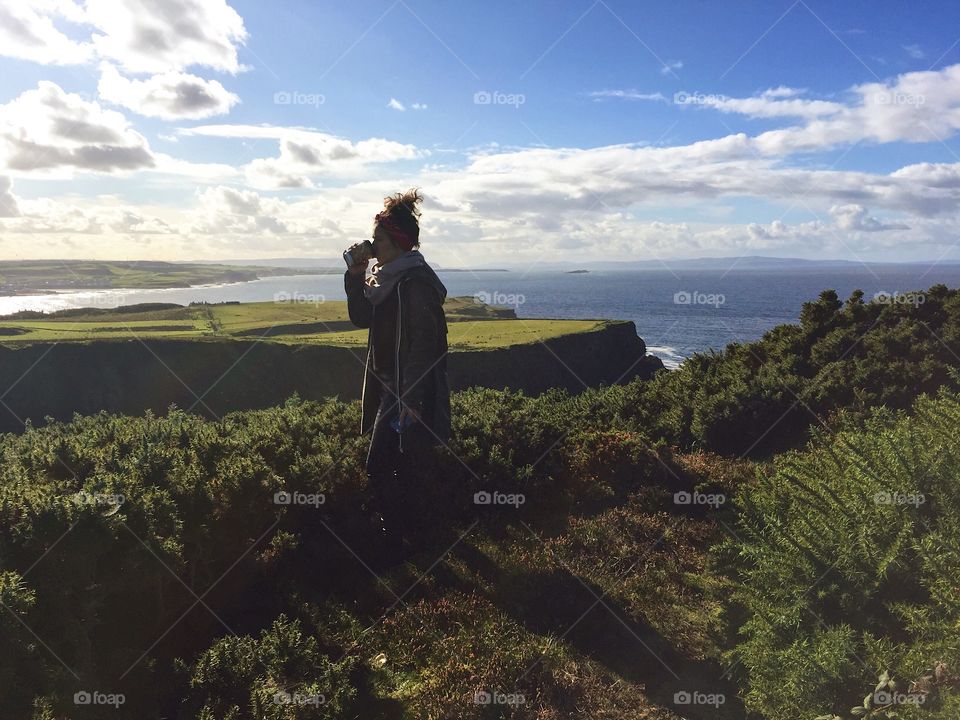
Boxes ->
[343,240,374,267]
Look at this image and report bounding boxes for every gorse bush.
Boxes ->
[604,284,960,456]
[722,389,960,719]
[184,615,357,720]
[2,282,960,718]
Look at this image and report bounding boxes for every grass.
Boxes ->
[0,298,612,349]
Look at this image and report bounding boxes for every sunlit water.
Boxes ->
[4,265,959,369]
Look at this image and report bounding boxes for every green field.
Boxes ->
[0,298,610,350]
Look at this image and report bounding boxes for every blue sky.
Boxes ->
[0,0,959,266]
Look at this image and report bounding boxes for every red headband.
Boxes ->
[374,211,415,251]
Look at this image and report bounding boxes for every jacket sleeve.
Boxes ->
[344,270,373,328]
[400,279,442,411]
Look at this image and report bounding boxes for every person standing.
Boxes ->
[343,188,450,557]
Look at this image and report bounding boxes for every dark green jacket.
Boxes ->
[343,265,451,444]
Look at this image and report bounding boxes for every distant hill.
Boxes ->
[501,256,960,272]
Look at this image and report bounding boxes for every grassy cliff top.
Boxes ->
[0,297,618,350]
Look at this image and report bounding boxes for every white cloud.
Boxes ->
[0,175,20,217]
[0,81,154,173]
[0,195,173,234]
[189,185,288,233]
[829,203,909,232]
[97,63,239,119]
[179,124,423,188]
[903,44,925,60]
[84,0,248,74]
[660,60,683,75]
[387,98,427,112]
[588,90,666,102]
[0,0,247,74]
[698,87,844,120]
[749,65,960,154]
[0,1,93,65]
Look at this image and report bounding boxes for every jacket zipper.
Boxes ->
[395,279,404,453]
[361,303,373,434]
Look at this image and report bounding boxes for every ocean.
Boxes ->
[3,264,959,369]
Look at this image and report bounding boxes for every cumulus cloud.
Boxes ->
[0,196,173,234]
[0,1,93,65]
[0,81,154,173]
[387,98,405,111]
[97,63,239,119]
[189,185,289,233]
[830,203,909,232]
[749,65,960,154]
[179,124,423,188]
[0,176,20,217]
[84,0,248,74]
[0,0,247,74]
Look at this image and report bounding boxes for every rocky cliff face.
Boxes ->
[0,321,663,432]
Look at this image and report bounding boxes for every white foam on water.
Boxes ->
[647,345,685,369]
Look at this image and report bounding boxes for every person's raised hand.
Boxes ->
[346,242,370,275]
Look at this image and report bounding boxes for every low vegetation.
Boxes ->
[1,282,958,719]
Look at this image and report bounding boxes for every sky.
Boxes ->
[0,0,959,268]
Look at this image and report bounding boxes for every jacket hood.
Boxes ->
[407,261,447,304]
